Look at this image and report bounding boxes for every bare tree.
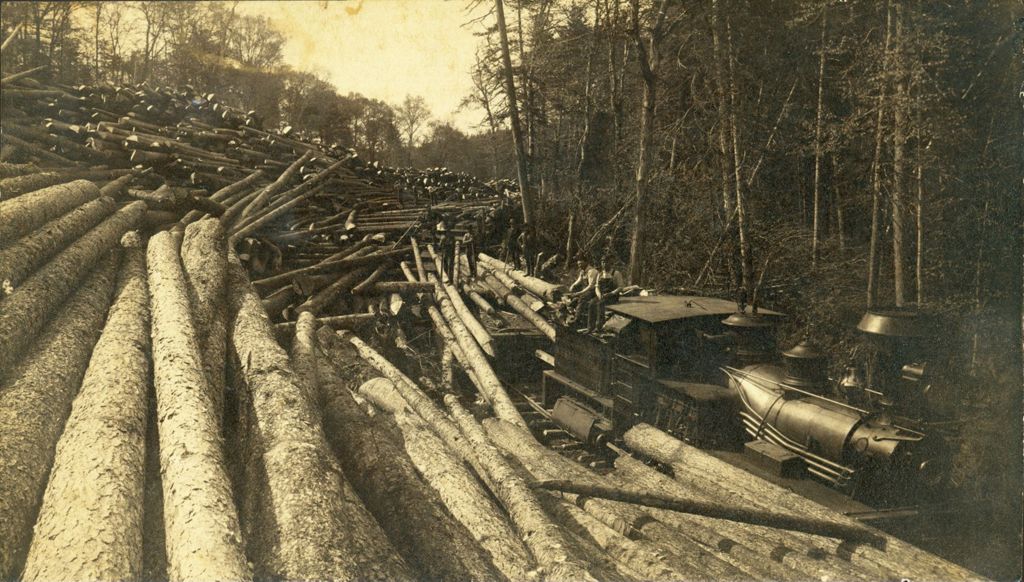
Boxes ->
[811,4,828,268]
[395,95,432,164]
[626,0,675,285]
[494,0,536,227]
[867,0,893,309]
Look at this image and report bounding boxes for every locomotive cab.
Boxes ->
[542,296,781,447]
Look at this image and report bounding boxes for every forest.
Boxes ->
[0,0,1021,578]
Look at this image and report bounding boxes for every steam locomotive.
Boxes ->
[537,295,951,503]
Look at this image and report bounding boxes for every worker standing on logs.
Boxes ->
[503,217,521,270]
[462,231,477,279]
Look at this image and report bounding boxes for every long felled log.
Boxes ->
[0,195,116,289]
[273,312,375,331]
[181,219,228,425]
[484,419,756,581]
[427,245,495,354]
[348,336,484,473]
[252,246,410,290]
[480,270,556,340]
[317,351,504,581]
[534,490,688,581]
[0,201,145,374]
[610,454,873,582]
[434,279,526,428]
[478,252,564,300]
[0,161,42,179]
[229,189,317,244]
[22,248,150,582]
[0,253,119,580]
[623,423,981,581]
[533,479,884,546]
[0,178,101,244]
[226,251,413,581]
[445,396,597,582]
[290,310,320,404]
[178,169,265,227]
[357,378,537,581]
[0,171,86,200]
[238,150,313,220]
[298,266,374,314]
[147,231,251,581]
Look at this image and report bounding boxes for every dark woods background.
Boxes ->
[1,0,1021,573]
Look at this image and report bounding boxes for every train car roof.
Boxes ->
[606,295,782,324]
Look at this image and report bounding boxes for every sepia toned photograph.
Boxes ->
[0,1,1020,580]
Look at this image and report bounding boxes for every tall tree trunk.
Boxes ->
[832,154,846,250]
[93,4,101,81]
[628,60,656,284]
[710,0,736,289]
[726,19,753,298]
[867,0,893,309]
[915,160,923,305]
[494,0,535,228]
[627,0,668,285]
[891,2,907,308]
[811,6,828,268]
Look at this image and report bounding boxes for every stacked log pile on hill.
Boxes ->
[0,69,984,582]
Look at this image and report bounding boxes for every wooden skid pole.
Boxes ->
[0,253,119,580]
[22,248,150,581]
[610,454,872,582]
[533,479,884,546]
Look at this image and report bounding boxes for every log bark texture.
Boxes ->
[0,253,119,580]
[181,218,228,426]
[317,356,504,581]
[0,195,116,289]
[146,231,251,582]
[479,252,564,300]
[611,454,871,582]
[22,248,150,582]
[434,280,526,427]
[0,179,101,244]
[0,201,145,375]
[239,150,313,220]
[226,251,413,581]
[484,419,755,580]
[534,479,882,545]
[446,396,597,582]
[623,423,981,581]
[357,378,537,581]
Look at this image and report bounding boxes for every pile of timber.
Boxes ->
[0,65,985,582]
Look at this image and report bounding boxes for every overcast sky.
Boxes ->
[237,0,490,133]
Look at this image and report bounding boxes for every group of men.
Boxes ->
[558,254,641,334]
[433,219,477,283]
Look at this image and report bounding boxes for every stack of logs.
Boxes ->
[0,67,984,582]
